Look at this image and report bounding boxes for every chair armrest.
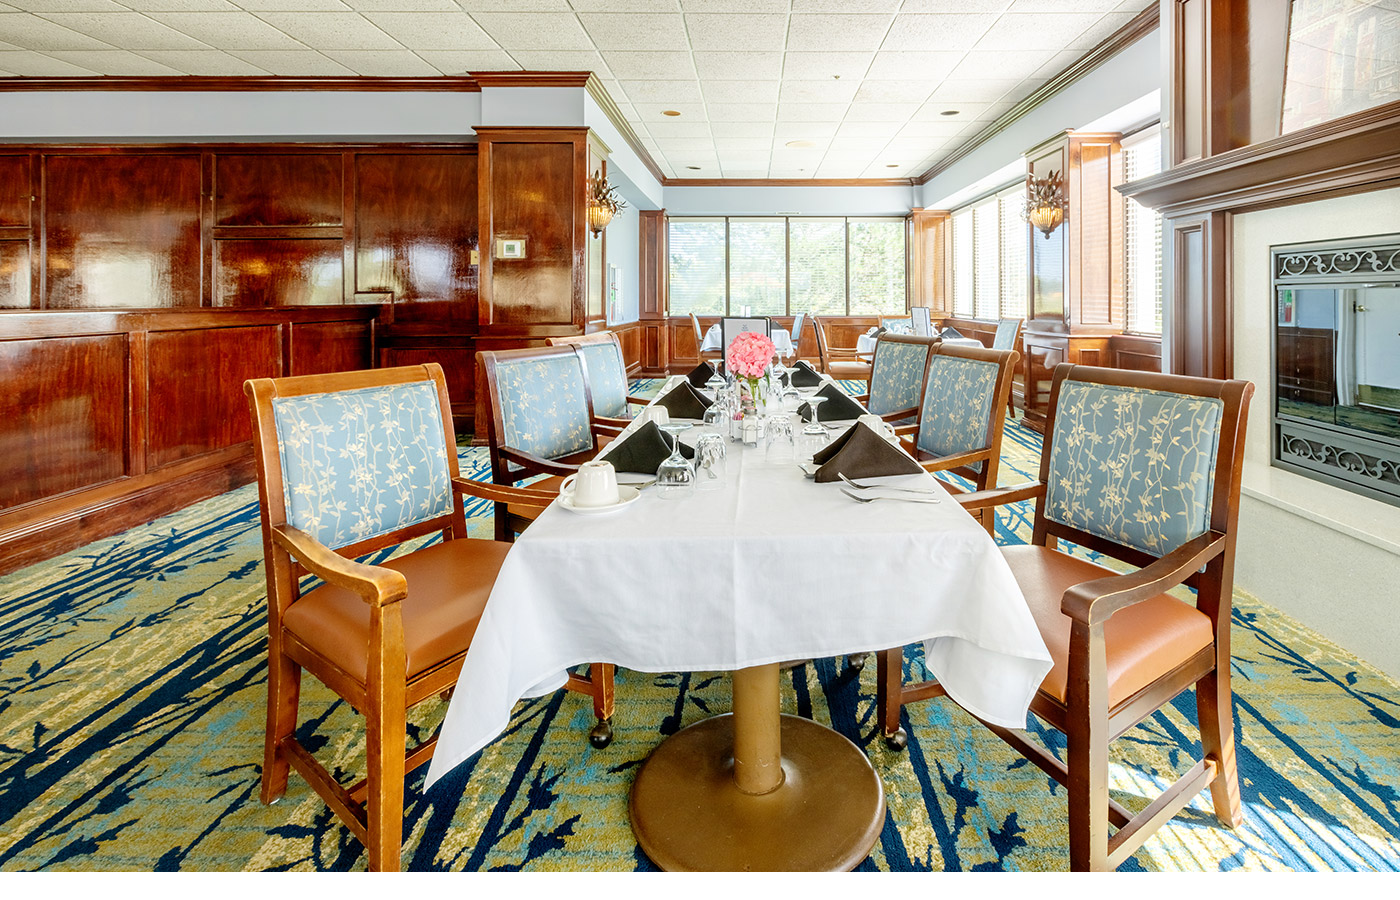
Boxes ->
[592,417,629,436]
[499,446,581,477]
[1061,532,1227,627]
[952,481,1046,511]
[626,394,652,406]
[271,525,407,608]
[892,422,919,436]
[878,406,917,423]
[852,392,870,402]
[827,347,864,359]
[452,476,556,511]
[918,447,991,473]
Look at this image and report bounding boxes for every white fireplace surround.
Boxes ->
[1234,187,1400,680]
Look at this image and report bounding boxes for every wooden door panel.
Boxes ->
[488,142,575,326]
[146,325,281,468]
[214,239,344,307]
[0,240,30,308]
[44,153,201,309]
[0,333,127,508]
[214,153,343,227]
[0,155,31,227]
[354,152,477,323]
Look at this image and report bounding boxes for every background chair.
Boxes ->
[720,316,771,360]
[789,312,807,361]
[478,345,612,543]
[851,333,940,423]
[690,312,723,367]
[879,315,915,334]
[812,316,873,382]
[992,317,1023,351]
[546,331,649,429]
[911,307,933,337]
[245,363,615,871]
[879,363,1254,872]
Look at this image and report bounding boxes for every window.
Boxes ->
[950,183,1029,322]
[1123,127,1164,335]
[666,216,907,316]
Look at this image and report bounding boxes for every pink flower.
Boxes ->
[725,331,776,379]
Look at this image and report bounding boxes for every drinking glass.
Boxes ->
[765,414,796,463]
[802,395,829,436]
[702,397,728,433]
[656,422,695,500]
[695,432,727,491]
[705,366,727,393]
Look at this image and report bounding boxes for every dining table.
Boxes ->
[855,332,985,360]
[424,375,1052,871]
[700,324,795,358]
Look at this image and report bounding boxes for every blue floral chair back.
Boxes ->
[992,317,1022,351]
[880,316,915,335]
[576,340,629,419]
[270,380,453,550]
[492,352,594,461]
[915,354,1002,473]
[867,336,935,417]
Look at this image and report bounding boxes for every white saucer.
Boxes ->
[558,484,641,514]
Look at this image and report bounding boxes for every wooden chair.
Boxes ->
[690,312,723,367]
[245,363,616,872]
[879,315,915,335]
[992,317,1023,351]
[877,363,1254,872]
[788,312,807,361]
[477,345,614,543]
[812,316,872,382]
[546,330,650,429]
[850,333,940,423]
[911,307,933,337]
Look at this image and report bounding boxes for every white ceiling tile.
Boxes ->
[633,101,707,120]
[717,150,770,164]
[775,103,848,122]
[792,0,901,11]
[602,50,695,79]
[148,12,308,48]
[864,50,963,80]
[772,122,838,138]
[38,12,212,49]
[361,12,498,50]
[685,14,787,51]
[782,51,872,81]
[322,49,438,74]
[881,14,998,51]
[897,118,974,136]
[1034,48,1085,78]
[226,49,357,73]
[949,48,1055,80]
[1009,0,1118,11]
[972,12,1100,50]
[0,48,97,73]
[844,101,921,123]
[835,120,900,137]
[17,0,129,10]
[701,80,778,104]
[786,15,894,52]
[778,79,859,103]
[720,168,770,178]
[913,100,992,119]
[707,102,778,122]
[1066,11,1136,49]
[680,0,788,10]
[573,1,684,10]
[456,0,571,9]
[470,12,594,50]
[693,50,782,80]
[646,119,711,137]
[45,48,185,73]
[234,0,351,9]
[117,0,238,9]
[622,79,701,103]
[252,13,402,49]
[928,78,1022,102]
[577,13,688,50]
[343,0,460,9]
[709,120,773,137]
[826,135,888,150]
[416,49,519,71]
[509,50,610,74]
[1115,0,1150,9]
[768,168,816,177]
[900,0,1011,11]
[712,135,772,149]
[135,48,272,73]
[0,13,114,49]
[853,80,934,103]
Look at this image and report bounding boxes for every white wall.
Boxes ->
[1232,188,1400,680]
[664,183,917,217]
[604,200,640,324]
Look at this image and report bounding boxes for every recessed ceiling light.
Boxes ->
[886,164,899,168]
[785,140,816,149]
[662,109,681,117]
[686,166,701,170]
[940,109,960,116]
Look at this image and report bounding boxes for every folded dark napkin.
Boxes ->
[811,422,924,484]
[799,382,866,422]
[790,360,823,388]
[686,361,718,388]
[940,325,965,339]
[601,420,695,474]
[655,381,715,419]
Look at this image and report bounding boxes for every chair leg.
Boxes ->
[589,663,615,749]
[1066,624,1110,872]
[874,648,907,750]
[1197,669,1245,828]
[365,685,407,872]
[493,501,510,543]
[261,645,301,804]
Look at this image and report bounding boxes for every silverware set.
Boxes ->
[837,473,942,504]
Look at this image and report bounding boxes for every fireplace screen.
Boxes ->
[1273,235,1400,506]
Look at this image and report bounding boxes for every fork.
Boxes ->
[838,473,938,495]
[839,486,941,504]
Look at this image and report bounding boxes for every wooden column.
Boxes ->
[638,208,669,376]
[907,207,950,317]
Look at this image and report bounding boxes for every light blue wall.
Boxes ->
[604,201,640,324]
[665,183,917,217]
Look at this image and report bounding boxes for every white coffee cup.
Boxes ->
[858,413,899,443]
[560,460,620,508]
[639,406,670,427]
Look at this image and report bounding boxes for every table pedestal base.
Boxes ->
[629,665,884,871]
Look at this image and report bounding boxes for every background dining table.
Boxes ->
[425,376,1051,871]
[699,323,795,358]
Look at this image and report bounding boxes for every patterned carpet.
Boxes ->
[1,381,1398,872]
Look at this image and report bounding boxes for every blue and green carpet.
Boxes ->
[1,384,1398,871]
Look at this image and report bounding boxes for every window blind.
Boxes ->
[728,218,787,316]
[848,219,907,316]
[1123,129,1164,335]
[998,189,1027,321]
[951,209,974,317]
[973,199,1000,321]
[667,219,726,316]
[789,218,847,315]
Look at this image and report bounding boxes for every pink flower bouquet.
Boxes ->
[725,331,775,379]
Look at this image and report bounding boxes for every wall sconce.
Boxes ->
[587,172,626,237]
[1023,169,1069,238]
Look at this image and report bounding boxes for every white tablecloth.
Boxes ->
[424,382,1051,788]
[855,333,985,358]
[701,324,795,357]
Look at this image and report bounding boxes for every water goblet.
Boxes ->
[655,421,695,500]
[801,395,829,436]
[702,398,728,434]
[765,414,796,464]
[695,432,727,491]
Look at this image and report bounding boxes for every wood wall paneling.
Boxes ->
[0,332,127,509]
[145,323,282,469]
[213,153,343,227]
[638,209,668,375]
[612,320,642,374]
[0,155,32,227]
[0,241,30,308]
[44,153,202,309]
[214,238,344,307]
[380,341,475,431]
[289,319,374,377]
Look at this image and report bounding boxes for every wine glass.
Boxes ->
[765,414,796,463]
[802,395,829,436]
[656,421,695,500]
[702,396,729,433]
[704,364,726,393]
[695,432,727,491]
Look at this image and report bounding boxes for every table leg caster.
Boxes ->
[589,718,614,749]
[883,728,907,751]
[847,653,868,672]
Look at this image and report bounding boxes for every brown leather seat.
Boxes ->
[1002,545,1213,710]
[510,474,565,524]
[284,538,510,684]
[826,359,872,380]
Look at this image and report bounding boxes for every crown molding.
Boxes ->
[914,4,1160,186]
[0,75,482,92]
[470,70,591,89]
[584,73,667,186]
[661,177,916,187]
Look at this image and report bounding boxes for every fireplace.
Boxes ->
[1273,234,1400,506]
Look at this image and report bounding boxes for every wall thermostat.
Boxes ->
[496,238,527,259]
